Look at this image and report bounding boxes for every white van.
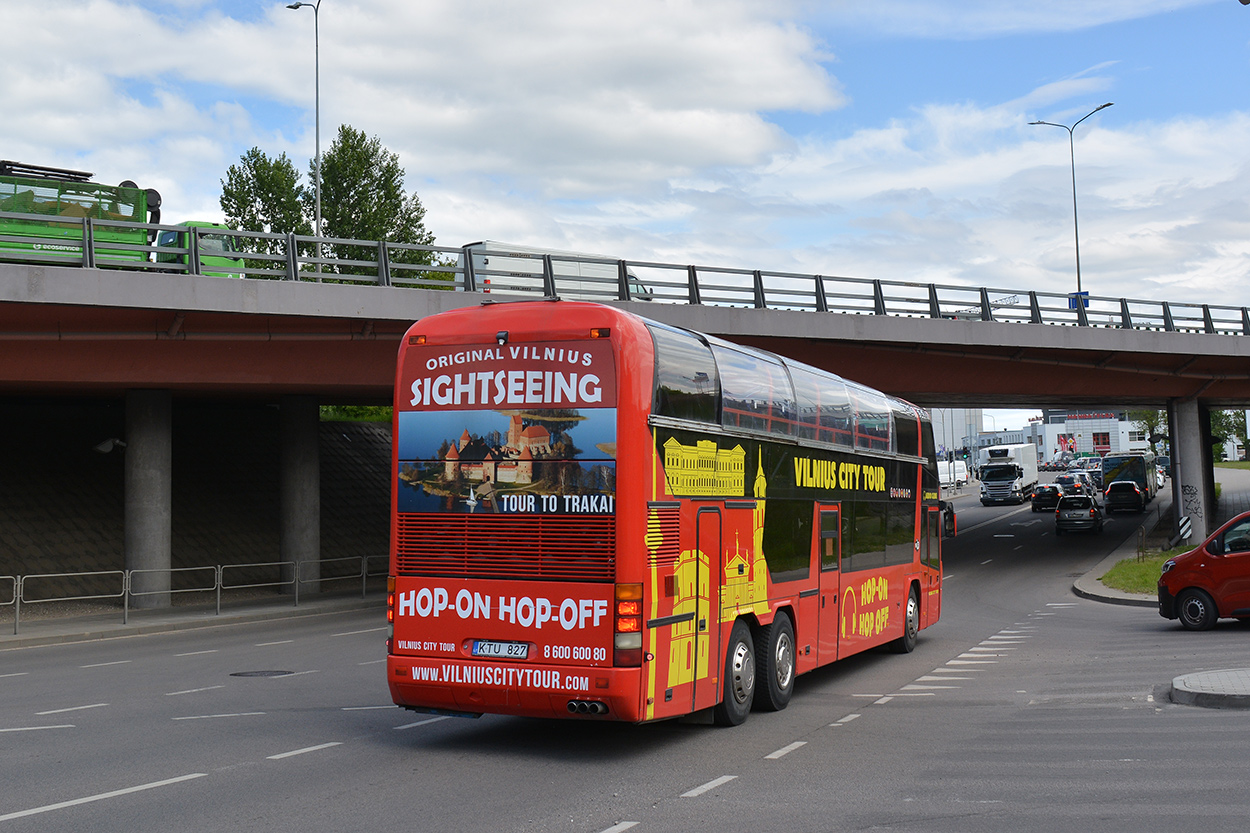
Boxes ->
[457,240,652,301]
[939,460,969,489]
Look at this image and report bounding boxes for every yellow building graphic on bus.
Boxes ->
[662,437,745,496]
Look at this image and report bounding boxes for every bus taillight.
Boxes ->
[614,583,643,667]
[386,576,396,653]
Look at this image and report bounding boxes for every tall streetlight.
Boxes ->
[287,1,322,271]
[1029,102,1113,298]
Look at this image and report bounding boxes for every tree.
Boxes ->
[1209,409,1243,463]
[220,148,311,257]
[1128,409,1165,454]
[308,125,438,276]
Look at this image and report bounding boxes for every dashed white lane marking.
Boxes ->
[765,741,807,760]
[255,640,293,647]
[928,666,976,673]
[981,559,993,564]
[0,672,29,678]
[874,696,894,705]
[967,646,1014,652]
[682,775,737,798]
[917,675,972,681]
[394,715,449,730]
[0,724,74,733]
[341,705,395,711]
[900,684,957,691]
[947,659,996,665]
[829,713,861,726]
[1046,603,1078,607]
[0,773,207,822]
[597,823,640,833]
[36,703,107,715]
[80,661,130,669]
[267,742,342,760]
[276,670,319,678]
[332,627,387,637]
[358,659,386,665]
[174,650,218,657]
[171,712,266,721]
[165,686,224,696]
[852,694,884,698]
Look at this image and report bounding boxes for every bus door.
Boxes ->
[816,504,841,665]
[693,507,722,712]
[922,505,942,626]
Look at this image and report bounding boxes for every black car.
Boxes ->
[1104,480,1145,513]
[1055,495,1103,535]
[1031,484,1063,511]
[1054,473,1086,495]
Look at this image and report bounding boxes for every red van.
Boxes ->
[1158,510,1250,630]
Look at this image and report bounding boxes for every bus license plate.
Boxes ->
[472,640,529,659]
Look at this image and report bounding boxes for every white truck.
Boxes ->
[457,240,652,301]
[979,443,1039,505]
[938,459,969,490]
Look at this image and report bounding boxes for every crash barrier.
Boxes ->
[6,555,389,635]
[2,210,1248,335]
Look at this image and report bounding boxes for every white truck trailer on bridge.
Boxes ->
[979,443,1039,505]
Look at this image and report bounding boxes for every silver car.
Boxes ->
[1055,495,1104,535]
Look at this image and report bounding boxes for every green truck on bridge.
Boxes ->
[0,160,161,266]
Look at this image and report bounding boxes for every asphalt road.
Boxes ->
[4,489,1249,833]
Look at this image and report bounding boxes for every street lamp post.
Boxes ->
[287,1,321,272]
[1030,102,1113,298]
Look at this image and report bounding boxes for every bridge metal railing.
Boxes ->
[2,209,1248,336]
[3,558,386,635]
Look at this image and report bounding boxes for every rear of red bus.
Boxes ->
[386,300,652,721]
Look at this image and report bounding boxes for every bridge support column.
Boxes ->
[1168,398,1214,543]
[280,396,320,595]
[125,389,172,609]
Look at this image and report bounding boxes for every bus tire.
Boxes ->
[753,612,795,712]
[891,587,920,654]
[713,620,755,726]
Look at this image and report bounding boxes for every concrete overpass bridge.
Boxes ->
[2,251,1245,601]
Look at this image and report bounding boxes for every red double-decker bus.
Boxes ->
[387,300,942,725]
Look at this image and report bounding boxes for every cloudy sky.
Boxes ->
[4,0,1249,425]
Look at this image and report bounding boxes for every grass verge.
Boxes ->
[1100,546,1190,594]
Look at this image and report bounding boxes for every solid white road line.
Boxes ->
[765,741,807,760]
[682,775,737,798]
[0,773,207,822]
[267,742,342,760]
[36,703,107,715]
[341,705,396,711]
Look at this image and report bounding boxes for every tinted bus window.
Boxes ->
[789,365,822,442]
[843,499,887,572]
[892,402,919,457]
[761,498,811,582]
[648,324,718,423]
[710,343,795,436]
[848,383,891,452]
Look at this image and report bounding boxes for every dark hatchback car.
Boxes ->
[1055,495,1103,535]
[1031,484,1063,512]
[1104,480,1145,514]
[1159,510,1250,629]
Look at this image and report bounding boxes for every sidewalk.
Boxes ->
[0,593,382,652]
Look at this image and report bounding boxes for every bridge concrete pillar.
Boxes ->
[280,395,320,595]
[124,389,172,609]
[1168,398,1215,542]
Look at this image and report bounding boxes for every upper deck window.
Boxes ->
[709,342,795,437]
[788,364,852,447]
[892,401,919,457]
[847,383,891,452]
[648,324,718,424]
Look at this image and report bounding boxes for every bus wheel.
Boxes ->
[891,588,920,653]
[753,612,795,712]
[713,620,755,726]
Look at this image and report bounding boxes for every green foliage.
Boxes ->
[220,147,311,259]
[1127,408,1165,454]
[308,125,436,276]
[319,405,392,423]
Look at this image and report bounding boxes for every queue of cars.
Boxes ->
[1030,453,1164,536]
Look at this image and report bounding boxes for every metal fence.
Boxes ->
[5,555,389,635]
[2,210,1248,336]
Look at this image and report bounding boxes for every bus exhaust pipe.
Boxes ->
[567,700,608,715]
